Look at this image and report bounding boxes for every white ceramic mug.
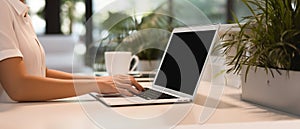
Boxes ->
[105,51,139,75]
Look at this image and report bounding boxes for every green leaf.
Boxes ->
[221,0,300,80]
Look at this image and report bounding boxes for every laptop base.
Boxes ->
[90,93,191,107]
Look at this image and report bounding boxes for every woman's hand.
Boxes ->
[97,75,144,96]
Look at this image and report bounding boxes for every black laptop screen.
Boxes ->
[154,30,216,95]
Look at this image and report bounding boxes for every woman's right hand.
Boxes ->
[96,75,144,96]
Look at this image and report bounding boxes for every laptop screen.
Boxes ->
[154,30,216,95]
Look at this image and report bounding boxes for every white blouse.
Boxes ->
[0,0,46,102]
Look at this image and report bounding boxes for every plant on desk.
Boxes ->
[221,0,300,115]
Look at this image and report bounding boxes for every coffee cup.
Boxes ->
[105,51,139,75]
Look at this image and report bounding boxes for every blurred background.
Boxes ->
[30,0,250,73]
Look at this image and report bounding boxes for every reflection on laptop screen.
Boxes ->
[154,30,216,95]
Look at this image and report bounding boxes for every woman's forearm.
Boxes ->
[7,75,101,101]
[46,68,95,80]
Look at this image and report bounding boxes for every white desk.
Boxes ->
[0,81,299,129]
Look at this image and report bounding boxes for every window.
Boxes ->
[27,0,46,35]
[189,0,227,24]
[60,0,85,35]
[233,0,252,21]
[27,0,86,35]
[26,0,250,69]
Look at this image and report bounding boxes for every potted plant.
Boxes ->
[130,11,176,71]
[221,0,300,115]
[99,3,184,71]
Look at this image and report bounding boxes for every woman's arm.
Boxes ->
[46,68,94,79]
[0,58,143,102]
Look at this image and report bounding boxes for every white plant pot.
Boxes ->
[241,66,300,115]
[137,60,160,71]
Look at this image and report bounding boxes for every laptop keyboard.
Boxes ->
[136,88,178,100]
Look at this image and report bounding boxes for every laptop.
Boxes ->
[91,25,219,107]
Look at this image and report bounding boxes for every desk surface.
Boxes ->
[0,81,299,129]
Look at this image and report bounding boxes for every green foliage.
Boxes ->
[100,2,184,60]
[120,29,170,60]
[102,12,136,44]
[221,0,300,78]
[136,48,164,60]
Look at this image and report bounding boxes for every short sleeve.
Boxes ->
[0,1,23,62]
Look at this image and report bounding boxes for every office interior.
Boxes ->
[2,0,299,128]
